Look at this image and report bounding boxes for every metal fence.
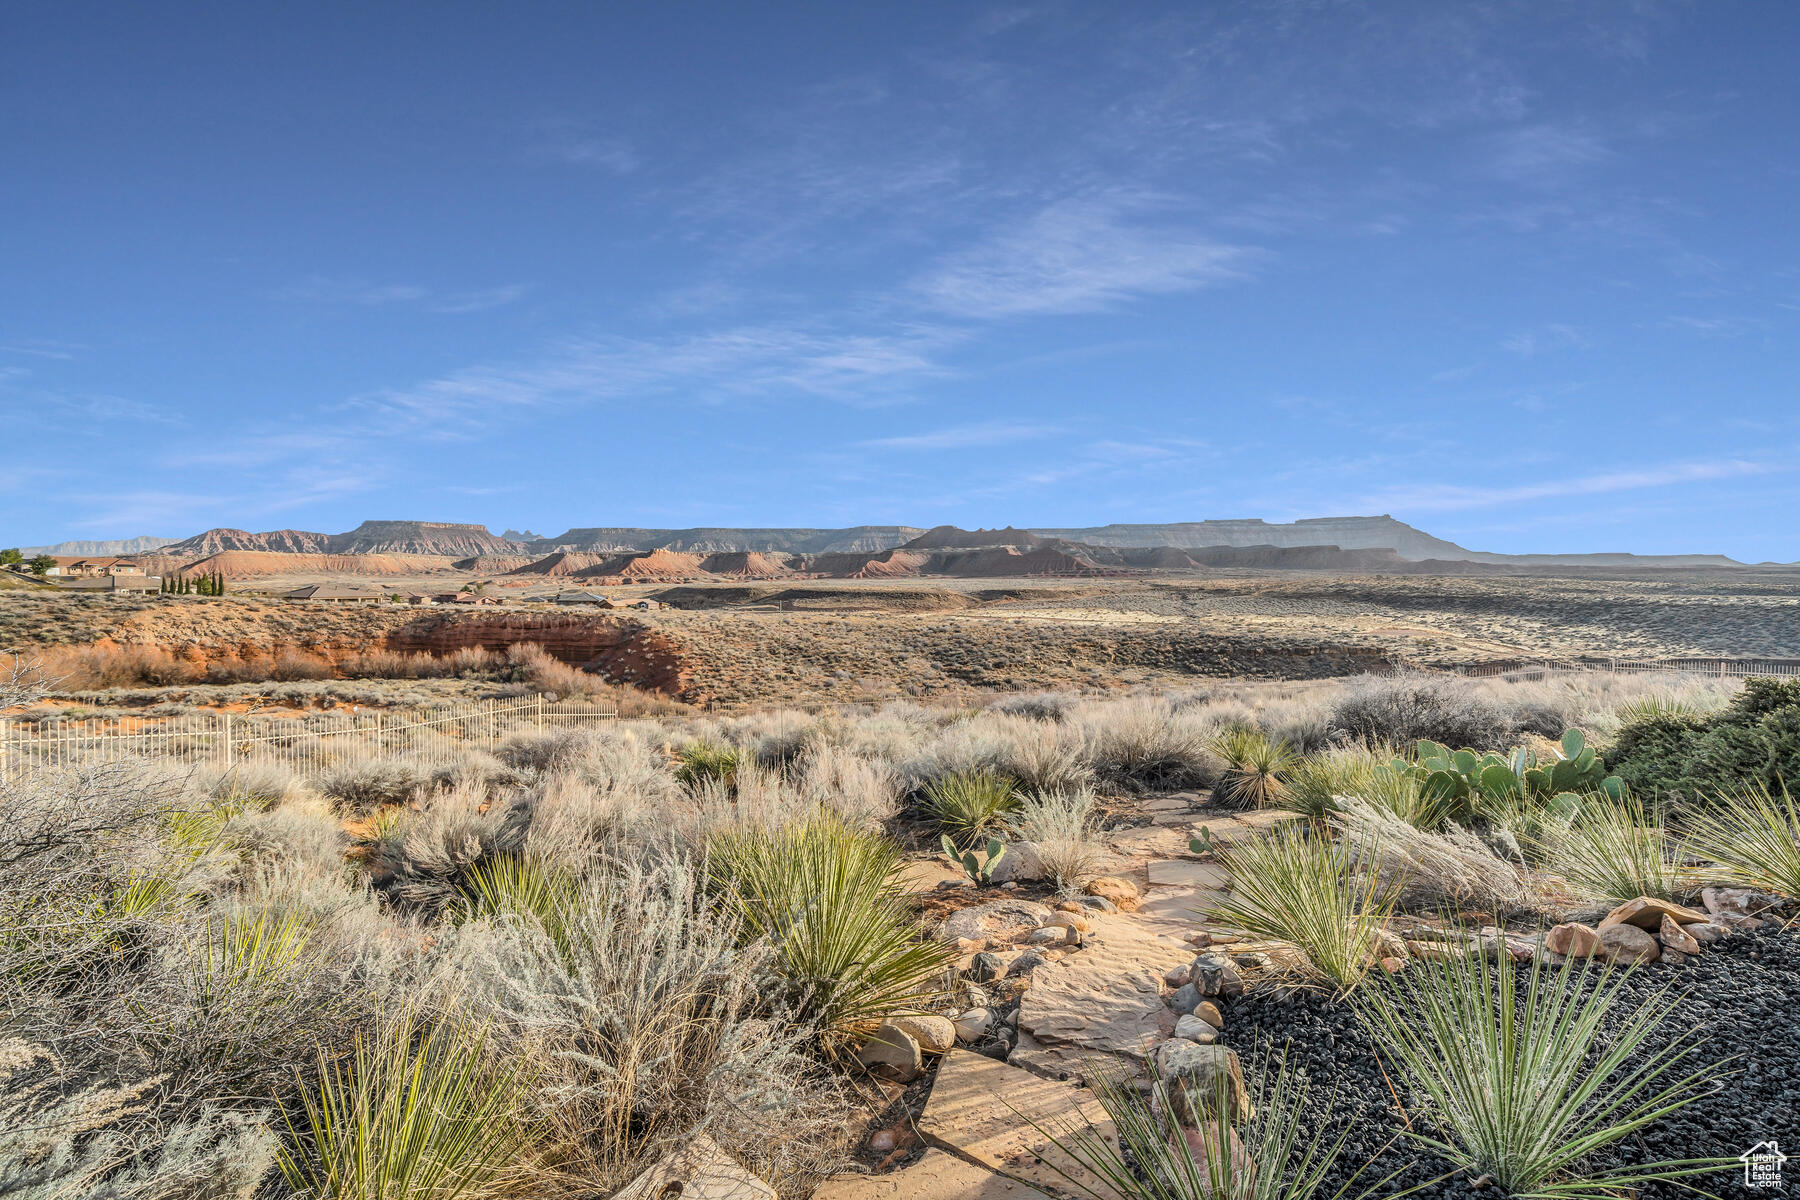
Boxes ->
[0,694,616,780]
[1456,656,1800,681]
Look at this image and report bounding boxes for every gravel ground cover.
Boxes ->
[1222,929,1800,1199]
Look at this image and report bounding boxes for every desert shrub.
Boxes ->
[995,715,1094,794]
[675,740,747,792]
[922,768,1020,846]
[201,760,303,810]
[1610,676,1800,804]
[279,1009,538,1199]
[437,858,848,1192]
[991,691,1076,722]
[1354,950,1732,1197]
[1206,823,1402,994]
[1538,793,1682,904]
[795,739,901,831]
[1208,727,1298,810]
[735,708,817,768]
[709,816,951,1046]
[1329,673,1513,751]
[1682,781,1800,899]
[1071,696,1220,790]
[369,784,532,917]
[0,1042,278,1200]
[1013,787,1106,893]
[315,753,433,815]
[1336,800,1535,916]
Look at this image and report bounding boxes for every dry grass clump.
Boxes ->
[1330,672,1515,750]
[1335,799,1536,917]
[1536,792,1683,904]
[315,752,434,815]
[1013,786,1107,892]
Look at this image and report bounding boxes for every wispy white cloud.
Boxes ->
[1502,324,1589,355]
[1363,459,1783,513]
[276,277,526,313]
[912,194,1255,319]
[861,420,1063,450]
[1484,123,1612,185]
[359,323,963,426]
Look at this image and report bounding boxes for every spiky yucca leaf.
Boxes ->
[279,1010,535,1199]
[1027,1052,1389,1200]
[1683,780,1800,899]
[710,816,952,1046]
[1537,792,1682,904]
[675,741,745,791]
[1208,728,1299,810]
[1353,948,1733,1198]
[922,768,1020,847]
[1206,824,1402,994]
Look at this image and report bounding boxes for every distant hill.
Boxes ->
[19,535,176,556]
[530,526,925,554]
[164,528,335,556]
[327,521,523,557]
[56,515,1778,572]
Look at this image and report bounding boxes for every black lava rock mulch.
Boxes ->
[1220,929,1800,1199]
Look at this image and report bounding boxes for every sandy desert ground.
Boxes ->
[5,567,1797,710]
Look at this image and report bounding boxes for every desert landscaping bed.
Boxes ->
[1222,928,1800,1199]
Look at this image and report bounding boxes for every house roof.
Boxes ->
[283,584,374,600]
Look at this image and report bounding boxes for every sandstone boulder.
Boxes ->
[1545,923,1603,959]
[1084,876,1141,912]
[1658,914,1702,955]
[1152,1041,1251,1125]
[942,899,1055,944]
[891,1014,957,1055]
[1597,923,1661,965]
[1598,897,1709,931]
[857,1023,923,1082]
[615,1132,774,1200]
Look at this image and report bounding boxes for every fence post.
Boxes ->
[222,712,233,768]
[536,693,544,734]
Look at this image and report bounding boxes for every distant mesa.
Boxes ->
[52,516,1774,581]
[18,534,179,557]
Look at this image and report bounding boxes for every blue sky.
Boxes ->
[3,3,1798,558]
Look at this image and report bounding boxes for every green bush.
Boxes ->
[1611,677,1800,804]
[675,741,746,792]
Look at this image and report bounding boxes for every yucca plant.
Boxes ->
[1353,762,1461,831]
[1277,745,1385,827]
[709,815,952,1047]
[675,741,745,792]
[1208,728,1298,810]
[1205,824,1402,995]
[1683,780,1800,900]
[457,853,579,958]
[279,1010,536,1199]
[1030,1051,1389,1200]
[1537,791,1682,904]
[922,768,1020,847]
[1353,948,1734,1197]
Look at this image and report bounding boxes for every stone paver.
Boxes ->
[919,1052,1116,1199]
[812,1150,1051,1199]
[1016,913,1190,1060]
[1145,859,1230,889]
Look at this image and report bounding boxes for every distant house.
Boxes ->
[630,599,663,611]
[435,591,500,605]
[49,557,147,578]
[283,584,377,602]
[56,574,161,594]
[401,592,437,605]
[554,591,615,607]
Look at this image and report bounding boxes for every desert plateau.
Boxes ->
[8,5,1800,1199]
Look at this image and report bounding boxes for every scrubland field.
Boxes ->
[5,643,1799,1199]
